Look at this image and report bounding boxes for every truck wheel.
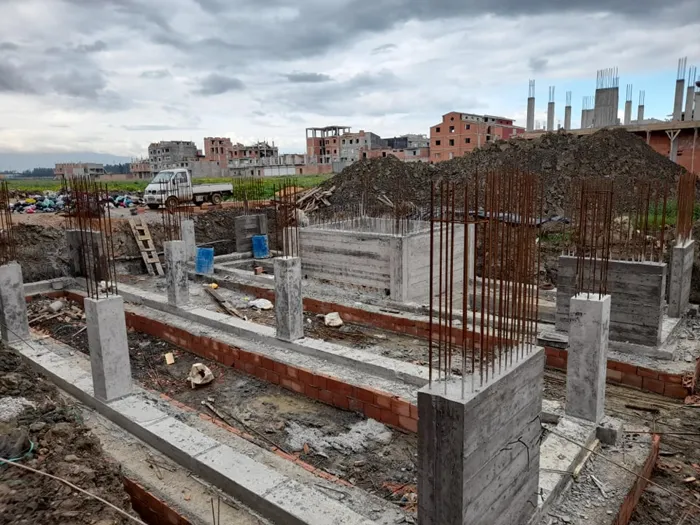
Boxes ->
[147,204,160,210]
[165,196,179,212]
[211,193,222,205]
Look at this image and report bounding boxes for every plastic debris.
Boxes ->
[324,312,343,327]
[249,298,273,310]
[187,363,214,388]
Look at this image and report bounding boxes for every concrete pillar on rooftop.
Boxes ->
[547,101,555,131]
[565,293,610,424]
[624,100,632,125]
[165,240,189,307]
[85,295,132,402]
[668,240,695,318]
[638,105,645,123]
[418,348,543,525]
[274,256,303,342]
[564,105,572,131]
[180,220,196,262]
[685,85,695,121]
[526,98,535,132]
[674,79,685,121]
[0,262,29,344]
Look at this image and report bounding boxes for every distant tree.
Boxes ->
[20,168,54,178]
[104,163,129,174]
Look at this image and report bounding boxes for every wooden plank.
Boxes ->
[204,287,247,320]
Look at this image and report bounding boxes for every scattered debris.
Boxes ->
[0,396,35,423]
[324,312,344,327]
[187,363,214,388]
[249,298,273,311]
[164,352,175,365]
[205,287,248,320]
[48,300,64,313]
[285,419,392,455]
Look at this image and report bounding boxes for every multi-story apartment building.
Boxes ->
[429,112,524,162]
[148,140,199,172]
[54,163,105,179]
[339,130,384,162]
[204,137,279,165]
[384,134,430,150]
[129,159,152,179]
[306,126,350,164]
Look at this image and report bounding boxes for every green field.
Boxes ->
[7,174,333,197]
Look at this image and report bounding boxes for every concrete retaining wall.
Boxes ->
[234,214,267,253]
[556,256,666,347]
[300,220,467,304]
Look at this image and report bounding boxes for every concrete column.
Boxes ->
[66,229,82,276]
[526,97,535,132]
[85,295,132,402]
[0,262,29,344]
[547,101,555,131]
[418,348,543,525]
[667,129,681,162]
[624,100,632,125]
[180,219,196,262]
[685,86,695,121]
[274,256,303,342]
[637,104,645,122]
[564,105,572,130]
[669,240,695,318]
[695,92,700,121]
[566,293,611,423]
[674,79,685,121]
[165,240,189,307]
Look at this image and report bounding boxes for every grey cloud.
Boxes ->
[371,43,396,54]
[0,63,35,94]
[75,40,107,53]
[140,69,171,79]
[284,72,333,83]
[0,43,19,51]
[194,74,245,95]
[529,57,548,73]
[50,70,107,99]
[122,124,196,131]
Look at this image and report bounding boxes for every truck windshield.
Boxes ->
[151,171,174,183]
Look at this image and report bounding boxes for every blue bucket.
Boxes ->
[252,234,270,259]
[195,247,215,274]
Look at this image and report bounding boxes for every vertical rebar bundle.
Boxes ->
[626,84,633,103]
[0,181,16,266]
[678,57,688,81]
[596,67,619,89]
[232,177,266,215]
[273,178,300,258]
[566,91,572,107]
[160,179,193,242]
[528,79,535,99]
[639,91,646,106]
[571,179,613,297]
[428,168,542,396]
[69,176,118,299]
[676,171,696,245]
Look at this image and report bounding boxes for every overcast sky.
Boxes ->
[0,0,698,166]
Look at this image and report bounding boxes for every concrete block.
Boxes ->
[235,214,267,253]
[418,348,544,525]
[274,256,303,342]
[0,262,29,344]
[596,415,624,445]
[668,240,694,318]
[180,219,196,262]
[85,296,132,402]
[566,293,610,424]
[165,240,189,307]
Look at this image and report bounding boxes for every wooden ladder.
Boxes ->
[128,218,164,276]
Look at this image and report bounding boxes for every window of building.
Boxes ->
[356,139,359,144]
[435,140,441,146]
[465,138,471,144]
[449,126,455,133]
[449,139,455,146]
[334,149,337,154]
[436,127,441,133]
[165,148,170,153]
[342,139,345,144]
[465,124,470,130]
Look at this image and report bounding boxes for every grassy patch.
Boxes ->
[7,174,334,195]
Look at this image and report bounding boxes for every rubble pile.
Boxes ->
[312,129,685,217]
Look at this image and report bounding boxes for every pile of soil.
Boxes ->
[318,129,685,217]
[0,347,135,525]
[14,224,70,282]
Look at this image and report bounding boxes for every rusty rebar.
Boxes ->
[232,176,266,215]
[0,181,16,265]
[676,171,696,245]
[273,178,301,258]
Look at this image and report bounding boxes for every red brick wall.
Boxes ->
[544,347,690,400]
[613,434,660,525]
[123,477,192,525]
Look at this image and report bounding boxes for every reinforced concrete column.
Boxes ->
[695,92,700,121]
[566,293,611,423]
[0,262,29,344]
[669,240,695,318]
[564,105,572,130]
[637,104,645,122]
[547,101,555,131]
[165,240,189,307]
[85,295,132,402]
[180,219,196,262]
[274,256,303,342]
[526,97,535,132]
[624,100,632,125]
[418,348,544,525]
[686,86,695,121]
[674,79,685,121]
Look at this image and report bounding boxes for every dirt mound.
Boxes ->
[0,347,136,525]
[14,224,70,282]
[317,128,685,217]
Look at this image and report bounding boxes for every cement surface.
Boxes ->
[13,334,407,525]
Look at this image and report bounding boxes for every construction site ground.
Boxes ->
[20,288,700,525]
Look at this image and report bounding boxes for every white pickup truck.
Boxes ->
[143,168,233,210]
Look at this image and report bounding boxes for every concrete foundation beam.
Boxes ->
[274,256,303,342]
[85,295,132,402]
[0,262,30,344]
[566,293,610,424]
[668,240,694,318]
[180,220,196,262]
[165,240,189,307]
[418,348,544,525]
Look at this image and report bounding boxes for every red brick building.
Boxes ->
[305,126,350,164]
[204,137,278,165]
[429,112,524,162]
